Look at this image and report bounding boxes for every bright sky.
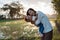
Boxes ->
[0,0,55,15]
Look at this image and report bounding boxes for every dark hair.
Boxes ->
[27,8,36,15]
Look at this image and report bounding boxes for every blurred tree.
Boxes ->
[52,0,60,19]
[0,15,6,20]
[2,1,24,19]
[52,0,60,32]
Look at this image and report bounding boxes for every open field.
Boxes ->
[0,19,60,40]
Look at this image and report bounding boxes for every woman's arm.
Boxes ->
[31,15,38,24]
[31,17,37,24]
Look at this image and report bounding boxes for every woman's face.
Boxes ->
[28,10,35,16]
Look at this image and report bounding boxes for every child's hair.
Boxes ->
[27,8,36,16]
[24,16,30,22]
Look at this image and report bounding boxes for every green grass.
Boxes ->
[53,27,60,40]
[0,20,60,40]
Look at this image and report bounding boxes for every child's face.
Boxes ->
[25,15,32,22]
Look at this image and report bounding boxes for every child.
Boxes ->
[25,15,44,37]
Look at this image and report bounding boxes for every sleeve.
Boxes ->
[35,11,44,26]
[35,13,41,25]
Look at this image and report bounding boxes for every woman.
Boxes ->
[25,8,53,40]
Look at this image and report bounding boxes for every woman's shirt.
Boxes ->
[35,11,53,33]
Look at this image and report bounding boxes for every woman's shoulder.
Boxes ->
[37,11,45,17]
[37,11,44,15]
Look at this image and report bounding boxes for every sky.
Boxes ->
[0,0,55,15]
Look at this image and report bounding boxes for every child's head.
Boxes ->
[27,8,36,16]
[24,15,32,22]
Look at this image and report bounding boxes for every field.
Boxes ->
[0,19,60,40]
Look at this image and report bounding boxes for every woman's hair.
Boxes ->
[27,8,36,15]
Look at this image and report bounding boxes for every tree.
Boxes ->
[2,1,24,19]
[52,0,60,19]
[52,0,60,32]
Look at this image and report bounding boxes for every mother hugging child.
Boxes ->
[25,8,53,40]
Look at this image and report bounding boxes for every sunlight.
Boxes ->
[22,2,54,15]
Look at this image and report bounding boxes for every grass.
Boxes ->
[53,26,60,40]
[0,19,60,40]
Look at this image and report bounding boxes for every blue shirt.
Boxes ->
[37,22,44,34]
[35,11,53,33]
